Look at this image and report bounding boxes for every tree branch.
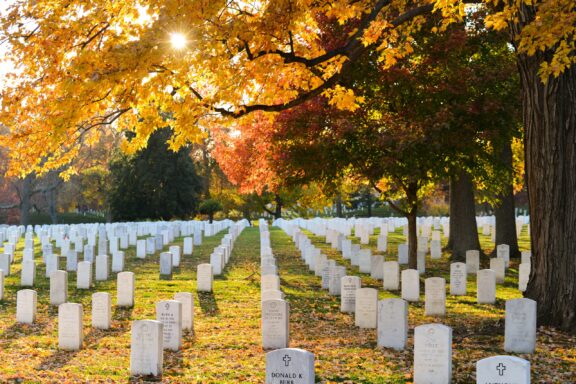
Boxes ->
[209,2,434,117]
[0,203,19,210]
[387,199,408,216]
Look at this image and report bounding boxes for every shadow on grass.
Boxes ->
[114,305,135,321]
[0,319,51,345]
[35,328,105,371]
[197,291,219,316]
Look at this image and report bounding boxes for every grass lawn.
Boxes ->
[0,224,573,383]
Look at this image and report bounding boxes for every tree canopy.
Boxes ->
[0,0,570,174]
[108,127,203,221]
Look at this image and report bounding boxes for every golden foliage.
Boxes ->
[0,0,573,174]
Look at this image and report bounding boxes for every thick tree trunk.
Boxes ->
[447,170,481,261]
[274,194,282,219]
[493,138,520,258]
[518,43,576,329]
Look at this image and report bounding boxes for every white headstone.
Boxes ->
[519,263,531,292]
[183,237,193,256]
[370,255,384,280]
[0,254,11,277]
[174,292,194,332]
[355,288,378,329]
[66,250,78,272]
[398,244,408,264]
[50,270,68,306]
[169,245,181,267]
[20,260,36,287]
[449,262,467,296]
[16,289,37,324]
[77,261,92,289]
[58,303,83,351]
[377,298,408,350]
[430,240,442,259]
[340,275,361,313]
[377,234,388,252]
[383,261,400,291]
[45,254,60,277]
[159,252,173,280]
[425,277,446,317]
[136,239,146,259]
[112,251,125,273]
[504,298,537,354]
[155,300,183,351]
[490,257,506,284]
[414,324,452,384]
[477,269,496,304]
[265,348,314,384]
[262,289,285,301]
[197,263,213,292]
[521,251,531,265]
[262,299,290,350]
[496,244,510,267]
[117,271,135,307]
[329,266,347,296]
[476,355,530,384]
[83,245,94,263]
[95,254,109,281]
[401,269,420,302]
[130,320,163,377]
[211,251,225,275]
[358,249,372,274]
[466,250,480,274]
[92,292,111,330]
[417,251,426,274]
[262,275,281,292]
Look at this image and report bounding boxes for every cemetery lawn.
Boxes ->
[0,226,574,383]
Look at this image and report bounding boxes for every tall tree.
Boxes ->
[108,128,203,221]
[1,0,574,329]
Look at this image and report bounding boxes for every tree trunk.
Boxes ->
[406,183,418,269]
[447,170,481,261]
[48,187,58,224]
[202,140,211,199]
[335,193,343,217]
[274,194,282,219]
[366,190,372,217]
[493,137,520,258]
[19,174,34,226]
[517,30,576,329]
[407,209,418,269]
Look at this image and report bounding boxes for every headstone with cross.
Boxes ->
[265,348,314,384]
[476,355,530,384]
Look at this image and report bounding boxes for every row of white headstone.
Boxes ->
[264,346,531,383]
[274,220,536,383]
[130,221,248,377]
[260,221,291,351]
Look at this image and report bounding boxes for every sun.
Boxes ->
[170,33,187,50]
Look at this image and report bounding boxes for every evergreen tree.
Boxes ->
[108,128,203,221]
